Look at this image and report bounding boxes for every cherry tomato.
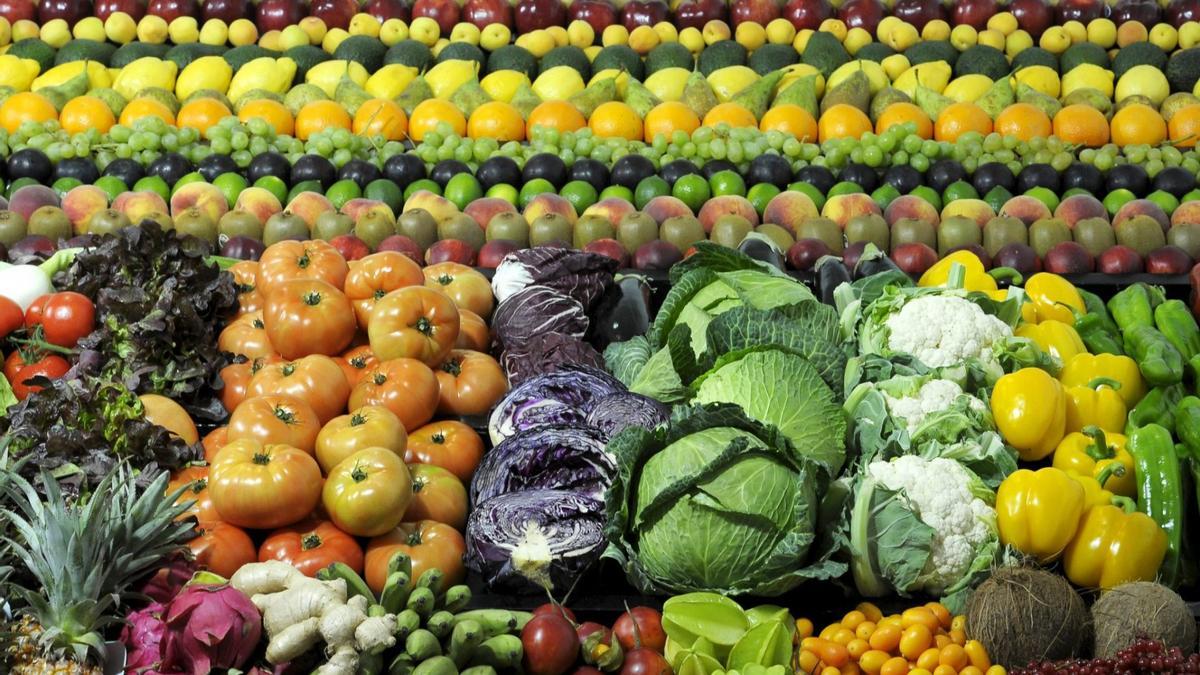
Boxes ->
[10,354,69,399]
[258,518,365,577]
[0,295,22,339]
[533,604,577,622]
[621,649,672,675]
[23,295,50,328]
[39,292,95,348]
[522,613,580,675]
[614,607,666,652]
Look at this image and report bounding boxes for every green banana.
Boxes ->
[360,653,385,675]
[469,634,523,670]
[416,567,444,592]
[317,562,375,602]
[395,609,421,640]
[450,609,531,639]
[368,603,387,618]
[389,551,413,577]
[443,585,471,613]
[449,619,486,668]
[413,656,459,675]
[427,610,455,640]
[406,629,442,661]
[407,586,437,618]
[460,667,498,675]
[389,654,416,675]
[381,571,412,614]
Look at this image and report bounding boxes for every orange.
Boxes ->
[1169,104,1200,148]
[467,101,524,141]
[589,101,643,140]
[0,92,58,133]
[294,100,353,141]
[59,95,115,134]
[760,104,818,140]
[934,102,992,142]
[1053,104,1110,147]
[643,101,700,142]
[1111,103,1167,147]
[702,102,757,128]
[354,98,408,140]
[818,103,872,142]
[118,97,176,127]
[408,99,466,142]
[238,98,294,136]
[875,102,933,139]
[176,97,232,134]
[994,102,1052,141]
[526,100,586,137]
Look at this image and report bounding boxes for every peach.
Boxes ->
[403,190,460,225]
[699,195,760,233]
[342,198,395,224]
[112,191,169,225]
[170,182,229,224]
[463,197,517,229]
[762,191,818,235]
[1054,194,1108,227]
[642,195,693,225]
[285,191,336,228]
[62,185,109,234]
[1114,199,1169,232]
[939,199,995,228]
[884,195,940,227]
[999,195,1052,226]
[234,186,283,225]
[582,197,637,228]
[523,193,578,226]
[1172,200,1200,227]
[821,193,882,229]
[9,184,60,222]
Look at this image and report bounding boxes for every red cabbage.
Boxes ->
[500,332,606,386]
[491,248,617,309]
[470,424,614,505]
[586,392,670,440]
[487,365,625,443]
[491,286,589,353]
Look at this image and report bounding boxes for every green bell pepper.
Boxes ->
[1154,300,1200,359]
[1128,424,1185,588]
[1074,289,1126,355]
[1126,384,1184,433]
[1108,283,1166,334]
[1124,325,1185,387]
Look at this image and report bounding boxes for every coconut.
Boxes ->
[966,567,1090,667]
[1092,582,1197,658]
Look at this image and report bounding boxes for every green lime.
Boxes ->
[519,178,557,209]
[6,177,36,199]
[909,185,942,212]
[94,176,127,202]
[709,170,746,197]
[213,172,248,208]
[52,177,81,197]
[1061,187,1090,200]
[134,175,170,202]
[746,183,781,215]
[673,175,710,214]
[288,179,324,203]
[445,173,483,210]
[560,180,599,215]
[404,179,442,201]
[171,172,204,195]
[1182,189,1200,204]
[1104,189,1137,217]
[1024,186,1059,213]
[486,183,519,205]
[1147,189,1180,216]
[871,184,901,211]
[364,178,404,213]
[599,185,634,203]
[325,179,362,210]
[984,185,1012,213]
[828,181,863,198]
[942,180,978,204]
[254,175,289,205]
[789,182,825,211]
[634,176,670,210]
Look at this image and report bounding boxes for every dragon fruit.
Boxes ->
[161,584,262,673]
[120,602,168,674]
[139,552,199,604]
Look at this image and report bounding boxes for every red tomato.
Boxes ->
[423,262,495,318]
[218,312,277,361]
[263,278,357,360]
[258,518,365,576]
[0,295,22,339]
[23,295,50,328]
[38,292,95,348]
[338,345,379,388]
[10,354,70,400]
[614,608,667,652]
[315,405,407,475]
[621,649,672,675]
[435,349,508,416]
[367,286,460,366]
[230,260,264,316]
[227,394,321,454]
[403,463,468,531]
[208,439,323,529]
[323,447,413,537]
[523,613,581,675]
[168,466,222,524]
[405,420,484,482]
[218,356,281,414]
[257,240,349,297]
[189,521,258,579]
[364,520,466,595]
[202,426,228,462]
[344,251,425,329]
[455,309,490,352]
[249,355,350,424]
[348,358,439,432]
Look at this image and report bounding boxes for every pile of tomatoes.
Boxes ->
[523,603,672,675]
[1,290,95,400]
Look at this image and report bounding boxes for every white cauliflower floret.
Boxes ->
[885,295,1012,368]
[867,455,994,595]
[882,379,987,431]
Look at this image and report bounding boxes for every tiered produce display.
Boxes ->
[3,0,1200,673]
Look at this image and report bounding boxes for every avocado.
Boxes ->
[9,39,56,73]
[856,42,896,63]
[592,45,643,80]
[801,32,849,78]
[904,40,958,67]
[748,43,798,76]
[646,42,694,74]
[54,39,117,66]
[284,45,332,81]
[539,45,590,79]
[436,41,487,70]
[954,45,1008,79]
[333,35,387,72]
[384,39,434,71]
[1061,42,1110,74]
[1114,41,1168,79]
[1167,47,1200,94]
[164,43,225,70]
[1011,47,1057,72]
[698,40,748,76]
[223,45,278,71]
[483,44,536,80]
[110,42,169,68]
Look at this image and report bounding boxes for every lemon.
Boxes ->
[950,23,977,50]
[175,55,232,99]
[135,15,168,44]
[734,21,766,51]
[72,16,105,41]
[348,13,381,37]
[1013,65,1060,98]
[258,29,282,50]
[567,20,594,48]
[364,63,418,99]
[1116,65,1169,106]
[706,65,759,102]
[104,11,137,44]
[0,55,38,91]
[644,67,689,101]
[893,61,951,96]
[589,68,629,97]
[778,63,824,97]
[200,19,228,46]
[987,11,1018,35]
[881,54,911,81]
[827,60,888,94]
[943,74,993,102]
[380,18,408,46]
[168,16,199,43]
[531,65,585,101]
[479,23,509,50]
[766,17,796,45]
[426,60,476,98]
[306,59,370,97]
[1087,17,1117,47]
[113,57,178,99]
[481,69,530,102]
[39,19,70,48]
[1061,63,1114,99]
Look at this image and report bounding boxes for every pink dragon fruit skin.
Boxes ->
[161,584,262,674]
[120,602,168,674]
[139,552,199,605]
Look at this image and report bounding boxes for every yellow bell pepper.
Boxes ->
[1066,467,1126,510]
[1024,272,1085,324]
[991,368,1067,461]
[996,467,1086,563]
[1014,320,1087,363]
[1060,353,1147,408]
[1063,377,1127,434]
[1051,426,1136,497]
[918,250,997,292]
[1062,498,1168,589]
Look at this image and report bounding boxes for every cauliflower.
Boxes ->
[866,455,996,596]
[884,295,1012,368]
[882,379,987,431]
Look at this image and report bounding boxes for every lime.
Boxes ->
[1103,189,1136,217]
[445,173,483,210]
[486,183,520,205]
[364,179,404,213]
[52,177,81,197]
[828,181,863,198]
[404,179,442,201]
[213,172,248,208]
[288,180,324,203]
[599,185,634,203]
[909,185,942,212]
[942,180,978,204]
[1061,187,1090,200]
[634,176,670,210]
[1182,189,1200,204]
[746,183,781,215]
[254,175,289,205]
[789,182,825,211]
[560,180,599,215]
[673,175,710,214]
[709,170,746,197]
[519,178,557,209]
[6,177,36,199]
[871,184,901,211]
[326,178,362,210]
[171,172,205,195]
[984,185,1012,213]
[94,176,127,202]
[1147,189,1180,216]
[1025,186,1059,213]
[134,175,170,202]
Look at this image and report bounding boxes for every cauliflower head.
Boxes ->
[884,295,1012,368]
[882,379,987,431]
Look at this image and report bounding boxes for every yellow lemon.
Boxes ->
[1116,64,1170,106]
[1061,63,1114,99]
[481,69,531,102]
[706,65,759,102]
[1013,65,1061,98]
[644,67,689,101]
[531,65,585,100]
[943,74,994,102]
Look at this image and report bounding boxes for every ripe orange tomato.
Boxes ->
[435,350,507,416]
[323,447,413,537]
[258,518,365,576]
[338,345,379,388]
[368,286,460,366]
[404,464,468,530]
[227,394,321,454]
[344,251,425,329]
[230,260,263,316]
[248,355,350,424]
[405,420,484,482]
[202,427,229,463]
[349,358,439,432]
[189,521,258,578]
[218,311,277,361]
[209,439,323,529]
[455,309,490,352]
[263,278,357,360]
[364,520,466,595]
[315,405,407,474]
[422,262,495,318]
[257,240,349,297]
[167,465,221,524]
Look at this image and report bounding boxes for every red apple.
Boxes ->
[478,239,521,267]
[200,0,244,22]
[462,0,512,28]
[95,0,144,20]
[620,0,667,28]
[309,0,357,27]
[1044,241,1094,275]
[1110,0,1161,24]
[1098,245,1145,275]
[890,0,945,30]
[377,235,423,264]
[1055,0,1103,23]
[364,0,409,20]
[1008,0,1051,37]
[951,0,997,28]
[412,0,460,35]
[1168,0,1200,26]
[255,0,305,32]
[38,0,93,23]
[673,0,725,28]
[145,0,195,21]
[425,239,476,265]
[731,0,779,24]
[835,0,878,30]
[0,0,36,23]
[330,234,371,261]
[583,238,628,267]
[569,0,618,32]
[515,0,566,30]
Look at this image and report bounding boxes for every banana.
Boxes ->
[316,562,375,602]
[460,667,498,675]
[427,610,455,640]
[406,629,442,661]
[450,610,529,639]
[368,603,388,618]
[407,586,437,618]
[360,653,385,675]
[381,571,412,614]
[449,619,485,668]
[395,609,422,640]
[389,551,413,578]
[413,655,459,675]
[469,634,523,670]
[442,585,471,613]
[390,654,416,675]
[416,567,444,592]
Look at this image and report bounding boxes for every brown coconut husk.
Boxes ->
[966,567,1091,668]
[1092,582,1198,658]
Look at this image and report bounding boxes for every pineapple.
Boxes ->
[1,464,194,674]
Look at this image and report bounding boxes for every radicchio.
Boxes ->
[491,286,589,352]
[161,584,261,673]
[586,392,670,440]
[499,333,606,386]
[486,365,626,444]
[491,248,617,309]
[471,424,614,505]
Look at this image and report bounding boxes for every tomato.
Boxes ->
[621,649,672,675]
[435,349,508,416]
[23,295,49,328]
[614,608,666,652]
[534,604,577,622]
[3,351,26,382]
[168,465,222,524]
[257,240,349,297]
[202,426,228,462]
[38,292,95,348]
[230,261,264,316]
[315,405,407,474]
[367,286,460,366]
[258,518,365,576]
[349,358,439,432]
[0,295,22,339]
[188,521,258,579]
[139,394,199,445]
[249,355,350,424]
[227,394,321,454]
[455,309,490,352]
[406,420,484,482]
[264,278,357,360]
[218,312,277,361]
[323,447,413,536]
[344,251,425,329]
[209,439,323,529]
[364,520,466,595]
[522,613,581,675]
[10,354,69,400]
[423,262,495,318]
[403,464,468,531]
[338,345,378,388]
[219,356,281,413]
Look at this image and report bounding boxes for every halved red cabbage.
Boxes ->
[500,332,606,386]
[586,392,670,439]
[491,248,617,309]
[487,365,625,444]
[471,424,614,505]
[491,286,589,352]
